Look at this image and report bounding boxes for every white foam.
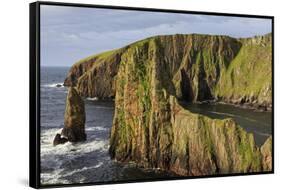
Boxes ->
[208,111,236,117]
[40,126,109,184]
[86,97,99,101]
[57,128,63,134]
[40,127,109,185]
[208,111,264,124]
[41,169,70,185]
[41,161,104,185]
[61,162,104,178]
[254,131,271,137]
[86,126,108,132]
[42,83,65,88]
[41,128,109,158]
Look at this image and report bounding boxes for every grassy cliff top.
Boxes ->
[72,33,272,67]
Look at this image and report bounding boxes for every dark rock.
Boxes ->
[61,127,86,142]
[56,84,62,88]
[53,133,68,146]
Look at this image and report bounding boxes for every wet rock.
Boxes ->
[53,133,68,146]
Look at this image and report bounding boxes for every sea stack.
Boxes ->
[53,87,86,145]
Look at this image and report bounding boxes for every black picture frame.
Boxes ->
[29,1,274,189]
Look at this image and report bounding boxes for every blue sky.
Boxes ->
[41,5,272,67]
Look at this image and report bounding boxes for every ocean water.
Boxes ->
[40,67,174,185]
[40,66,272,185]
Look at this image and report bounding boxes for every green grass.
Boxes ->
[73,48,120,67]
[237,128,261,171]
[216,40,272,100]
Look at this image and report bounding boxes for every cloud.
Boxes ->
[40,5,272,67]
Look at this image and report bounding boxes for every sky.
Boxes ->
[40,5,272,67]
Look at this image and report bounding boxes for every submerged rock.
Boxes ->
[53,87,86,145]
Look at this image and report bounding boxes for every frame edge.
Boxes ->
[29,1,40,189]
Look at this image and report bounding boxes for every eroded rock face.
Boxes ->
[64,34,272,109]
[63,33,272,174]
[108,36,272,175]
[64,49,126,99]
[62,87,86,142]
[261,136,272,171]
[169,96,268,175]
[216,34,272,109]
[53,87,86,145]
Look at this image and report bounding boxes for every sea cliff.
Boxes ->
[64,33,272,175]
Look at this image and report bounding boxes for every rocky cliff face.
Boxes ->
[260,136,272,171]
[64,33,272,175]
[64,34,272,109]
[216,34,272,109]
[64,48,127,98]
[108,36,272,175]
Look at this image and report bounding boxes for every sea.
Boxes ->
[40,66,272,185]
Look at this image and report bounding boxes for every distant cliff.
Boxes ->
[64,33,272,175]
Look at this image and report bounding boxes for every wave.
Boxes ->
[91,106,114,110]
[207,111,272,133]
[41,169,70,185]
[207,111,237,117]
[253,130,271,137]
[42,83,65,88]
[60,163,104,178]
[86,126,108,132]
[41,162,104,185]
[40,127,109,184]
[207,111,260,123]
[41,128,109,157]
[86,97,99,101]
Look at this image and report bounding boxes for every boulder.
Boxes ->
[53,133,68,146]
